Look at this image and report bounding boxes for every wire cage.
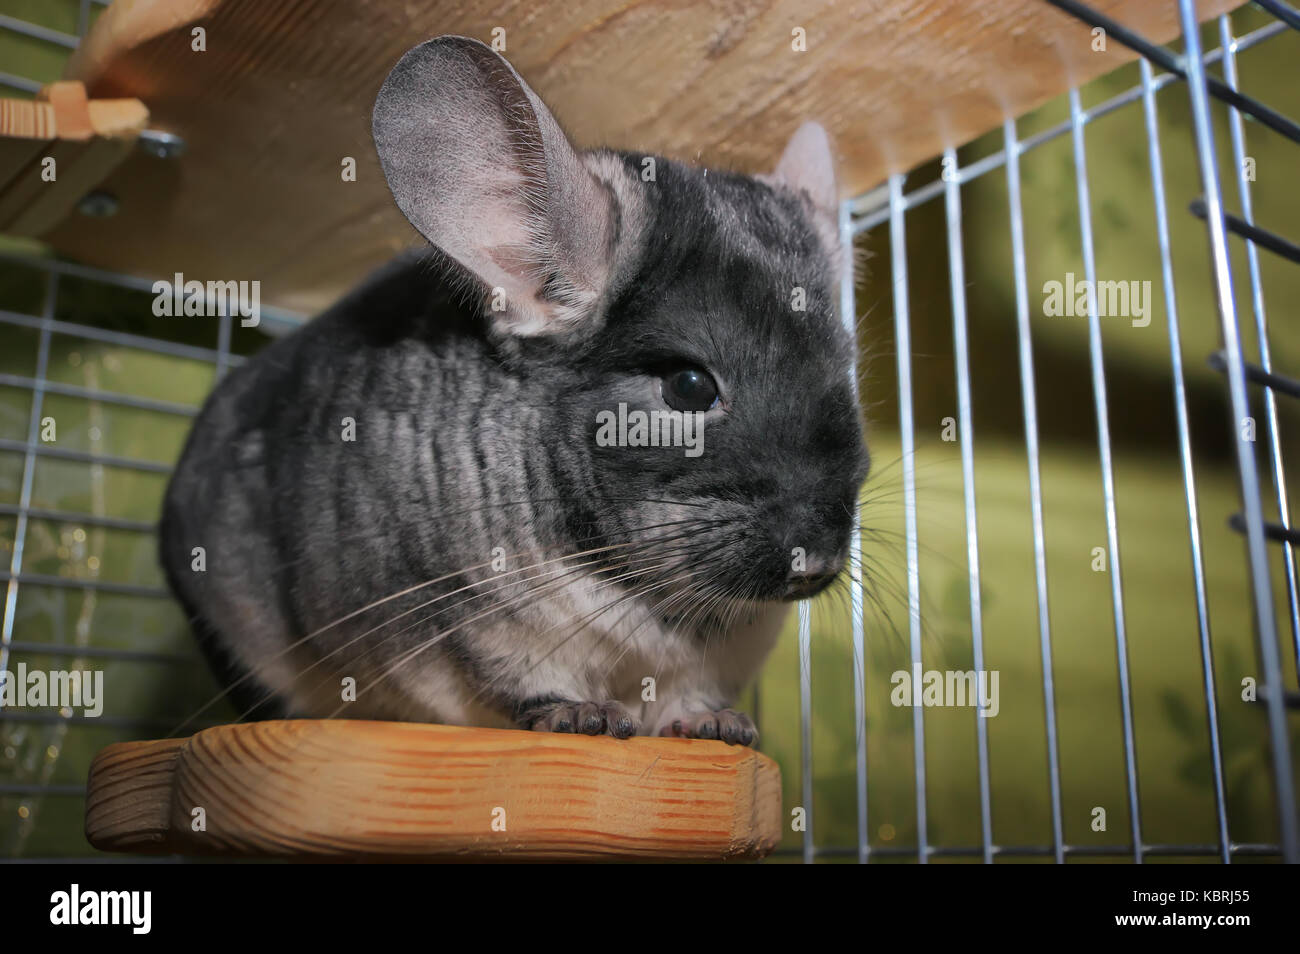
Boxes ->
[1,0,1298,863]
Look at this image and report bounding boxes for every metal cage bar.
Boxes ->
[1219,14,1300,677]
[1137,55,1230,864]
[942,148,994,863]
[1068,85,1143,863]
[797,598,814,863]
[1003,116,1065,865]
[1175,0,1298,863]
[0,272,56,679]
[887,172,929,863]
[838,199,871,863]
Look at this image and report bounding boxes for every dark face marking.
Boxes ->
[534,157,869,607]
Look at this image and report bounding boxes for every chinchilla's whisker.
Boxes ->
[723,579,763,636]
[174,544,627,732]
[460,531,742,712]
[820,579,861,634]
[463,569,711,715]
[455,526,741,683]
[858,566,936,647]
[599,579,714,680]
[261,509,712,574]
[239,549,676,723]
[315,524,722,669]
[327,557,703,720]
[249,524,735,722]
[632,563,732,677]
[846,553,908,603]
[855,486,910,506]
[720,580,766,660]
[647,580,733,693]
[580,538,742,678]
[642,574,738,686]
[852,540,956,631]
[686,573,748,671]
[318,522,736,703]
[299,513,715,636]
[690,585,729,673]
[299,524,728,688]
[559,548,728,660]
[847,510,966,572]
[173,515,733,732]
[558,563,729,700]
[257,501,713,575]
[679,579,734,651]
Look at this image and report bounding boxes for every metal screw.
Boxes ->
[138,129,186,159]
[77,190,119,217]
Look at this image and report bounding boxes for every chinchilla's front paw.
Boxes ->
[657,708,758,746]
[518,699,639,739]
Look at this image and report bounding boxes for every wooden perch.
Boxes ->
[0,81,148,236]
[84,720,784,861]
[43,0,1244,314]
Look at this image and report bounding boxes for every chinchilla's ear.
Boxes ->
[766,122,841,269]
[373,36,615,337]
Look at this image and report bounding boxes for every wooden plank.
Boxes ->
[0,136,136,235]
[85,720,784,861]
[0,136,51,196]
[0,98,57,139]
[38,80,94,140]
[0,83,149,236]
[83,736,187,853]
[39,0,1244,314]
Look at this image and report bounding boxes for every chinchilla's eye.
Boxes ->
[660,367,719,413]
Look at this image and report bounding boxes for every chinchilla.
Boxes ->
[160,35,868,744]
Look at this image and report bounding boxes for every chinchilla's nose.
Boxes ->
[781,551,846,601]
[762,491,854,600]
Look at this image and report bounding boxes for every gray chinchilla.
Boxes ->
[160,36,868,744]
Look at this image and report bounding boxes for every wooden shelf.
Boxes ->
[35,0,1243,314]
[85,720,783,861]
[0,80,147,236]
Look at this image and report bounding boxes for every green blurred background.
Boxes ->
[1,0,1298,861]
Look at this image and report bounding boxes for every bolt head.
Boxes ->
[138,131,187,159]
[77,190,119,217]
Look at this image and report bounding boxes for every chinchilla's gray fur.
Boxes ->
[160,36,868,744]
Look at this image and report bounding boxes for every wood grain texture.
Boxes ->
[39,0,1243,313]
[84,736,186,853]
[85,720,784,861]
